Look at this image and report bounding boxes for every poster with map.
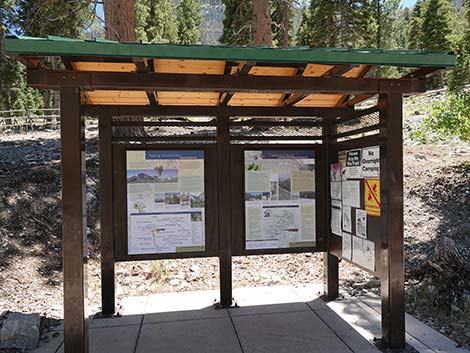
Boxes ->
[126,150,205,255]
[244,150,316,250]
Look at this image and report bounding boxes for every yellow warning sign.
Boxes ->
[365,179,381,216]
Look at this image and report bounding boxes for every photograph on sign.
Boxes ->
[362,146,380,178]
[365,178,381,216]
[342,180,361,208]
[342,232,352,260]
[126,150,205,255]
[355,209,367,238]
[331,200,342,236]
[330,181,342,200]
[244,150,316,250]
[343,149,362,179]
[330,163,342,182]
[342,205,352,233]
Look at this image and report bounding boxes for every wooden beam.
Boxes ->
[218,62,256,106]
[132,58,158,106]
[28,70,427,94]
[60,87,89,353]
[81,105,353,118]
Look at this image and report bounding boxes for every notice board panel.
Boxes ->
[328,141,381,277]
[113,144,218,262]
[231,144,327,256]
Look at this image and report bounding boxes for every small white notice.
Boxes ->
[342,232,352,260]
[342,205,352,233]
[330,181,342,200]
[342,180,361,208]
[362,146,380,178]
[362,239,375,272]
[344,149,362,179]
[352,235,364,266]
[355,209,367,238]
[331,200,342,236]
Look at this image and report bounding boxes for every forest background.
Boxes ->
[0,0,469,138]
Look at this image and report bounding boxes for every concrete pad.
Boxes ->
[145,289,219,314]
[144,307,228,324]
[56,325,140,353]
[232,285,300,307]
[229,302,310,317]
[290,283,324,302]
[232,310,354,353]
[137,317,242,353]
[89,314,143,328]
[30,331,63,353]
[119,295,148,316]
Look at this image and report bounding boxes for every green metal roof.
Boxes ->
[5,35,456,68]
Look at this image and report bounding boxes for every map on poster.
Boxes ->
[126,150,205,255]
[245,150,316,250]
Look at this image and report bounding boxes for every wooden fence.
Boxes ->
[0,107,60,133]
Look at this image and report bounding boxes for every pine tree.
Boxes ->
[271,0,294,47]
[177,0,203,44]
[407,0,424,49]
[296,0,310,46]
[135,0,178,43]
[421,0,452,51]
[447,1,470,92]
[253,0,272,45]
[220,0,253,44]
[309,0,338,47]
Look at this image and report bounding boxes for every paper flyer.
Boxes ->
[352,235,364,266]
[330,181,342,200]
[126,150,206,255]
[331,200,342,236]
[362,239,375,272]
[342,205,352,233]
[244,150,316,250]
[342,180,361,208]
[342,232,352,260]
[355,209,367,238]
[330,163,342,182]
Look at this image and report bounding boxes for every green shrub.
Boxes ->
[415,92,470,142]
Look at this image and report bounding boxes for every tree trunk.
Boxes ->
[103,0,147,137]
[281,0,290,48]
[252,0,272,45]
[103,0,136,42]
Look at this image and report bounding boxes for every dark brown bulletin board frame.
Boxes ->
[112,143,219,262]
[230,144,327,256]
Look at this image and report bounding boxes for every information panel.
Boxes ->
[126,150,205,255]
[244,150,316,250]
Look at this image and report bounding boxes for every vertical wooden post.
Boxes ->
[323,118,339,300]
[99,115,115,316]
[61,87,89,353]
[217,114,232,307]
[379,93,405,348]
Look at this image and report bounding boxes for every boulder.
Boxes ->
[0,312,40,350]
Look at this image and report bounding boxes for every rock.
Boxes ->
[169,279,180,286]
[190,265,200,273]
[413,153,427,160]
[352,279,380,289]
[0,312,40,350]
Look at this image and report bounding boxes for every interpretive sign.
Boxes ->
[126,150,205,255]
[244,150,316,250]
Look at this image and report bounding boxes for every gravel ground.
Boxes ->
[0,110,469,348]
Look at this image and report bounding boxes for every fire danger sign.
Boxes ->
[365,179,381,216]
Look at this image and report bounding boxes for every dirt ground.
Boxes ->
[0,122,469,348]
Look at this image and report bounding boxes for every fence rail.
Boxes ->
[0,108,60,133]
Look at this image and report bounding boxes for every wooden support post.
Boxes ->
[323,119,339,300]
[217,115,232,307]
[99,115,115,316]
[61,87,89,353]
[379,93,405,348]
